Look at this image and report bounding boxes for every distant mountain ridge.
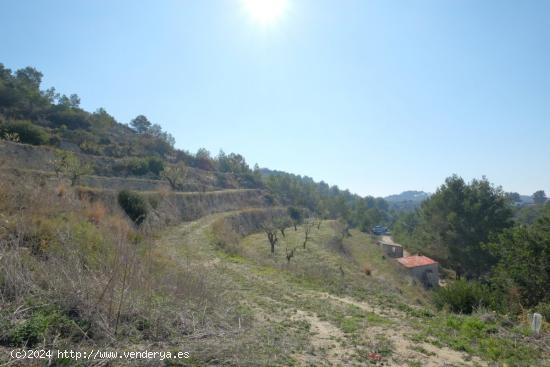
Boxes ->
[519,195,534,205]
[385,190,536,209]
[384,191,430,212]
[385,190,430,203]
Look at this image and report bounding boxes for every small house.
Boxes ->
[397,255,439,288]
[377,241,404,258]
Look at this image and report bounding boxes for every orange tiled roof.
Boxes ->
[397,255,437,268]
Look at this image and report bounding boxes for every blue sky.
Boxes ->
[1,0,549,197]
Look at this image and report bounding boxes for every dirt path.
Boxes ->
[155,211,233,263]
[157,213,487,367]
[314,291,407,319]
[301,290,487,367]
[381,235,410,257]
[291,310,354,367]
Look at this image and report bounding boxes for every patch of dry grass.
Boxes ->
[0,171,238,353]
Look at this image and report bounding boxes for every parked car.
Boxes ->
[372,225,388,235]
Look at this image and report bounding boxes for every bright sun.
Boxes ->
[242,0,289,26]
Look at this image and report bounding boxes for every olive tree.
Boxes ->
[53,150,92,186]
[161,163,188,191]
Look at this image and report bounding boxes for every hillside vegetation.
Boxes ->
[392,177,550,322]
[0,64,394,229]
[1,63,549,366]
[1,169,547,366]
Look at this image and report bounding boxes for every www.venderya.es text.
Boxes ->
[10,349,190,361]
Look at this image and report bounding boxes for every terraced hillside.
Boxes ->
[0,140,254,192]
[0,141,548,366]
[0,140,271,222]
[144,212,547,366]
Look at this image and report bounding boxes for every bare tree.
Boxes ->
[342,225,351,238]
[285,247,296,264]
[335,220,351,238]
[303,218,315,249]
[262,225,278,254]
[161,162,188,190]
[274,217,290,238]
[288,207,303,231]
[53,150,92,186]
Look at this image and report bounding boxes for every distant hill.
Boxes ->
[384,191,430,212]
[385,190,537,210]
[519,195,534,205]
[384,190,430,211]
[385,190,430,203]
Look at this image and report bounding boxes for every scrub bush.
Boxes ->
[433,280,500,314]
[118,189,148,225]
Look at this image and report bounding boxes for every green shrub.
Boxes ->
[117,190,148,225]
[534,302,550,323]
[122,157,164,176]
[48,134,61,146]
[238,172,260,188]
[418,314,537,365]
[215,172,228,187]
[2,307,76,347]
[433,280,500,314]
[126,158,149,175]
[0,120,49,145]
[147,156,164,176]
[79,140,103,155]
[49,108,91,130]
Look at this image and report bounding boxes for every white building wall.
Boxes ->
[408,263,439,288]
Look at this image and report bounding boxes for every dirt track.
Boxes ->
[381,235,411,257]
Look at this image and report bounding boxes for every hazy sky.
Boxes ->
[1,0,549,197]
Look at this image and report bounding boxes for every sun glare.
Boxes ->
[242,0,289,26]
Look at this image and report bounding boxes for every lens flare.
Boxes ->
[242,0,289,26]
